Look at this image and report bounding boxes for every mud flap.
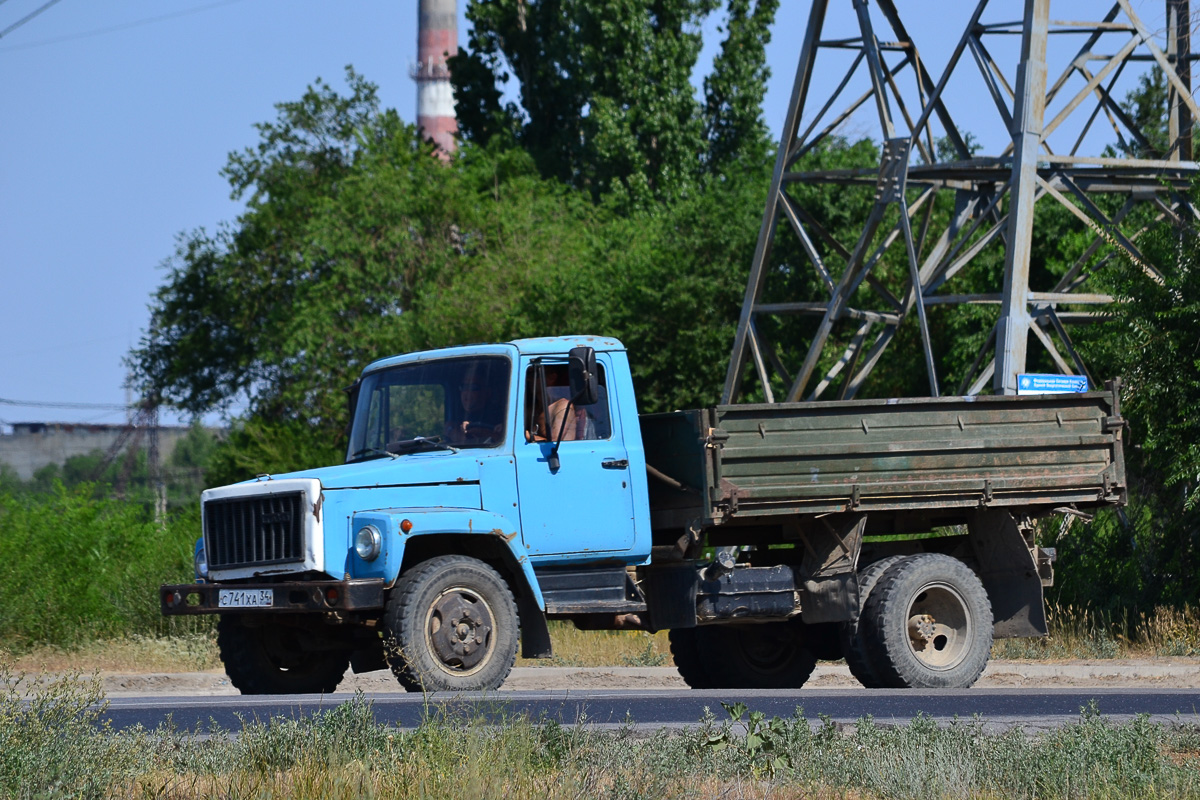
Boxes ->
[517,591,553,659]
[799,513,866,624]
[967,509,1048,638]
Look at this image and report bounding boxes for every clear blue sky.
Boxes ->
[0,0,1159,430]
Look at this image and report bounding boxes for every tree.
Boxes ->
[1045,71,1200,611]
[450,0,777,206]
[129,70,612,478]
[703,0,779,171]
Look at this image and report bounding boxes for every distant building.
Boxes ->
[0,422,209,481]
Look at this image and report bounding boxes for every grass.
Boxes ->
[3,661,1200,800]
[4,622,672,675]
[9,632,221,674]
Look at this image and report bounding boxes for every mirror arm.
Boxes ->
[548,395,579,472]
[548,388,590,472]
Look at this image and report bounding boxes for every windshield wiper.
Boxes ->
[386,436,459,456]
[347,446,399,462]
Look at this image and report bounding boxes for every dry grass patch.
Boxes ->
[992,603,1200,660]
[517,621,672,667]
[2,622,670,675]
[7,633,220,674]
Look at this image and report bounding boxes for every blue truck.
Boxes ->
[162,335,1126,692]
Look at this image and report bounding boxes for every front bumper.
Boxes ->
[161,579,385,616]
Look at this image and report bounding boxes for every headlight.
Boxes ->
[355,525,382,562]
[194,543,209,580]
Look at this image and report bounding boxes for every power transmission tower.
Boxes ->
[93,395,165,523]
[724,0,1199,403]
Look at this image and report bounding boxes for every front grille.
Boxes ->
[205,492,305,570]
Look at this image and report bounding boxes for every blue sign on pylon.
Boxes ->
[1016,374,1089,395]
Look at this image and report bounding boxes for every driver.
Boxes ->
[446,365,504,445]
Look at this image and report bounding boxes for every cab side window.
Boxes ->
[524,363,612,442]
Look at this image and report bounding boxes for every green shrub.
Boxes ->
[0,483,198,648]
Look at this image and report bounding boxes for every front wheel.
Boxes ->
[383,555,519,692]
[860,554,993,689]
[217,616,350,695]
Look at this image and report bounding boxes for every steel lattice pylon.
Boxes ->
[724,0,1199,403]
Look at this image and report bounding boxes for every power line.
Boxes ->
[0,0,245,52]
[0,0,64,40]
[0,396,127,410]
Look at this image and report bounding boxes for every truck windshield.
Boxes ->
[347,356,511,462]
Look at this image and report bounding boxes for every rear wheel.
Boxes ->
[861,553,993,689]
[698,621,818,689]
[841,555,905,688]
[383,555,519,692]
[217,616,350,695]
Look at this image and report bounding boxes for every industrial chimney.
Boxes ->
[415,0,458,155]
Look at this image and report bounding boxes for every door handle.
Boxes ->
[601,458,629,470]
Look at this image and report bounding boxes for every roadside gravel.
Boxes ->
[95,658,1200,697]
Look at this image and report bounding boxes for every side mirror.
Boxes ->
[568,347,599,405]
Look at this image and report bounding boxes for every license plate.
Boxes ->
[219,589,274,608]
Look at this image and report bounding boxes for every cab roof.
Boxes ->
[361,335,625,376]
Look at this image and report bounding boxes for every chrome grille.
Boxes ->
[204,492,305,569]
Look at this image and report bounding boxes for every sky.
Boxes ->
[0,0,1172,431]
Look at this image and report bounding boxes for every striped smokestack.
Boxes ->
[415,0,458,155]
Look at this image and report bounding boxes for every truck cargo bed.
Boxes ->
[641,384,1125,530]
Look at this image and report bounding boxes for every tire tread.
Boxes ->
[668,628,713,689]
[383,555,519,692]
[861,553,992,689]
[841,555,906,688]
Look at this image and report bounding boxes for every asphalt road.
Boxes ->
[101,687,1200,733]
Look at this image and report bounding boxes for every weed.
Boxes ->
[620,636,669,667]
[0,660,143,799]
[704,701,792,776]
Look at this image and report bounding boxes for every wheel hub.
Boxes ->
[908,614,937,643]
[428,588,494,671]
[904,584,971,670]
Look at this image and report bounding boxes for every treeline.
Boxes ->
[98,1,1197,616]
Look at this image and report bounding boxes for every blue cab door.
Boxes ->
[513,357,637,558]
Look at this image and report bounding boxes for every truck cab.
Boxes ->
[163,336,652,693]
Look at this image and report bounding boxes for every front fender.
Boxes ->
[351,507,544,611]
